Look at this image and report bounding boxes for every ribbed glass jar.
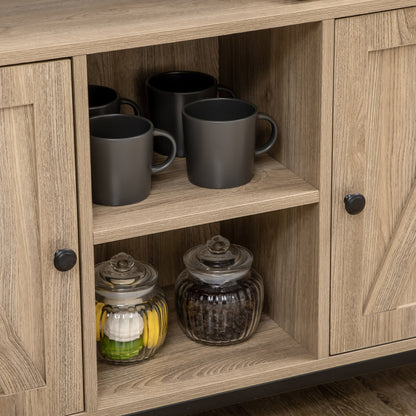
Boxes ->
[95,252,168,364]
[175,235,264,346]
[175,269,263,345]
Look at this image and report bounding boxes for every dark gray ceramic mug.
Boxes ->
[183,98,278,189]
[88,84,140,117]
[146,71,235,157]
[90,114,176,206]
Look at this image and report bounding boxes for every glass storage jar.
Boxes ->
[175,235,264,346]
[95,252,168,364]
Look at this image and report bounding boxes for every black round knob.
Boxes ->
[54,249,77,271]
[344,193,366,215]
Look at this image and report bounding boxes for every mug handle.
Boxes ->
[217,84,236,98]
[255,112,279,156]
[151,129,177,174]
[120,98,140,115]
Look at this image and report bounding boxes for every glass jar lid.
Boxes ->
[183,235,253,284]
[95,252,158,304]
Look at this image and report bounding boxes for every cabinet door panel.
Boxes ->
[0,61,83,415]
[332,8,416,354]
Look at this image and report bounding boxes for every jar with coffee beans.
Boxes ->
[175,235,264,346]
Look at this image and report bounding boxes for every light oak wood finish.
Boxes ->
[331,7,416,354]
[0,0,415,66]
[219,21,334,357]
[93,156,319,244]
[365,181,416,314]
[87,37,219,119]
[90,286,416,416]
[88,38,221,274]
[2,388,48,416]
[0,306,44,395]
[221,208,319,355]
[72,55,99,413]
[0,61,83,415]
[95,287,315,416]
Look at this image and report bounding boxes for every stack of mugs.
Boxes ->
[89,71,279,206]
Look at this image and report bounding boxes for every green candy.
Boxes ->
[100,335,143,360]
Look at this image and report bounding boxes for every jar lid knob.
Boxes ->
[110,252,135,273]
[207,235,230,254]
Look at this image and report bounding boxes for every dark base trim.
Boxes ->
[128,350,416,416]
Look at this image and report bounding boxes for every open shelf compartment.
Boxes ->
[96,287,315,415]
[83,19,331,415]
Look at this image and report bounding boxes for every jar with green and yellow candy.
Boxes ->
[95,252,168,364]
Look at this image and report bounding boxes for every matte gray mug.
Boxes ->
[183,98,278,189]
[90,114,176,206]
[88,84,140,117]
[146,71,235,158]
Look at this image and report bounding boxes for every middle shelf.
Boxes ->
[93,155,319,244]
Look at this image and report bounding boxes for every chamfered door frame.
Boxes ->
[331,7,416,354]
[0,60,83,415]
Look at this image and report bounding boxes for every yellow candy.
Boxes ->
[95,301,108,342]
[143,303,168,349]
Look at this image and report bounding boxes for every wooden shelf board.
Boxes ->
[96,292,315,414]
[1,0,415,66]
[92,155,319,244]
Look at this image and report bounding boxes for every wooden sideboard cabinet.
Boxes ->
[0,2,415,416]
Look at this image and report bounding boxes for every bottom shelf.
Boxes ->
[96,291,315,414]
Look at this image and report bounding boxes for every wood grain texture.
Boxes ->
[89,283,416,416]
[220,23,322,186]
[72,55,98,413]
[95,287,315,415]
[222,206,320,357]
[316,19,335,359]
[219,21,334,357]
[1,388,48,416]
[88,38,221,266]
[87,37,219,119]
[93,156,319,244]
[0,0,414,66]
[331,7,416,354]
[0,307,44,395]
[365,181,416,314]
[0,61,83,415]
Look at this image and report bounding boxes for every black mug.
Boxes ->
[183,98,278,189]
[90,114,176,206]
[88,84,140,117]
[146,71,235,157]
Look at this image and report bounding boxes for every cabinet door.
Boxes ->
[0,61,83,414]
[332,8,416,354]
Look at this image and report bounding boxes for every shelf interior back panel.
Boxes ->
[92,155,319,244]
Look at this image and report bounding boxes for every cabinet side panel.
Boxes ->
[219,23,322,187]
[72,54,98,412]
[222,206,319,356]
[220,22,333,357]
